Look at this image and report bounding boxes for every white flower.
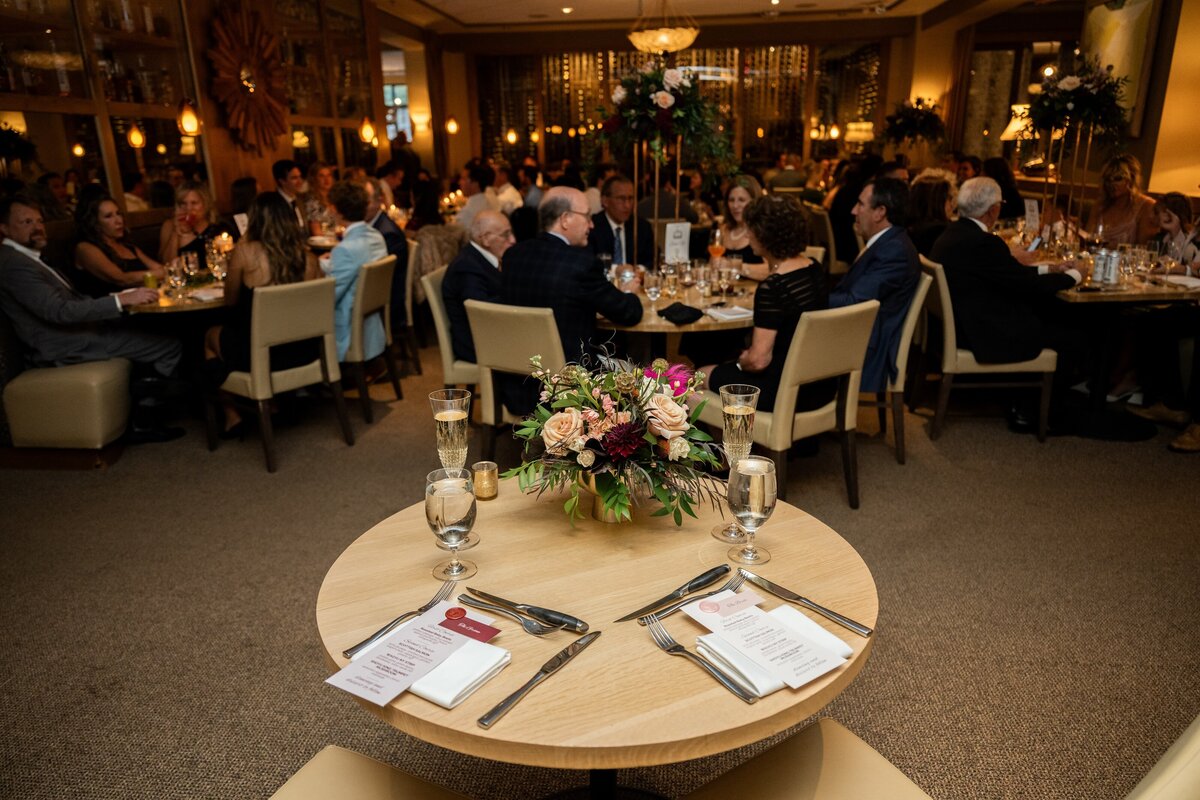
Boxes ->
[1058,75,1081,91]
[653,91,676,110]
[663,68,684,90]
[612,86,627,105]
[542,408,584,452]
[667,437,690,461]
[577,449,596,468]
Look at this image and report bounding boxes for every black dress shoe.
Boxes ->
[1006,406,1037,434]
[126,425,186,444]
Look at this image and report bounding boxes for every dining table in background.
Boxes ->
[315,484,878,798]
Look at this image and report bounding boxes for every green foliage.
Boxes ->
[1029,56,1128,143]
[882,98,945,146]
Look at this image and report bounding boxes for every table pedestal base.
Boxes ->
[543,769,668,800]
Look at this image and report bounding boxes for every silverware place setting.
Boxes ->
[342,580,456,659]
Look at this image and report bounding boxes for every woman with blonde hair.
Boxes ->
[1085,154,1157,246]
[158,181,236,262]
[304,161,338,236]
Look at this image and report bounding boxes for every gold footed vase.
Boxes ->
[576,473,627,524]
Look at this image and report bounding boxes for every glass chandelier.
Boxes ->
[627,0,699,54]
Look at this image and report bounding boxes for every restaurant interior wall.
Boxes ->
[1149,0,1200,194]
[396,42,436,174]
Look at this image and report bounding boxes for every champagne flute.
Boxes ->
[694,265,711,301]
[664,267,679,300]
[429,389,471,469]
[712,384,760,543]
[644,272,662,312]
[717,267,734,304]
[708,228,725,263]
[426,468,479,581]
[726,456,777,565]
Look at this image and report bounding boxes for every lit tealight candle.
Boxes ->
[472,461,498,500]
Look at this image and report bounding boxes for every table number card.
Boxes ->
[1025,199,1040,239]
[664,222,691,264]
[683,589,845,690]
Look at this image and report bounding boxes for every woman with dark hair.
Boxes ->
[158,181,237,262]
[1148,192,1198,269]
[1086,154,1158,245]
[982,157,1025,220]
[73,195,163,295]
[906,169,957,257]
[230,176,259,216]
[699,194,831,408]
[203,192,320,435]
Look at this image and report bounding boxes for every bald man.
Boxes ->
[443,210,514,363]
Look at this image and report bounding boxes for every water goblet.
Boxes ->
[209,254,228,283]
[429,389,471,469]
[426,468,479,581]
[727,456,777,565]
[644,272,662,312]
[711,384,760,543]
[727,254,744,278]
[598,253,613,282]
[694,266,711,300]
[165,259,186,298]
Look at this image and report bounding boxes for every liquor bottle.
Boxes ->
[50,38,70,96]
[142,2,153,34]
[118,0,135,32]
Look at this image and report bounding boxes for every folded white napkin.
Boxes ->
[190,288,224,302]
[706,305,753,322]
[1165,275,1200,288]
[695,605,852,698]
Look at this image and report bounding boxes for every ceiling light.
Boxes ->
[828,124,840,139]
[628,0,699,54]
[358,116,376,143]
[561,6,573,13]
[126,122,145,149]
[1042,65,1056,78]
[771,0,780,4]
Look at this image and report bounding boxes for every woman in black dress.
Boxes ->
[718,174,767,279]
[158,181,238,263]
[700,194,831,409]
[72,195,164,296]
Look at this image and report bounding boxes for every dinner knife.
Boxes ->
[477,630,601,729]
[738,569,873,638]
[466,587,589,633]
[613,564,730,622]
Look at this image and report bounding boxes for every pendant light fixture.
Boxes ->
[627,0,699,55]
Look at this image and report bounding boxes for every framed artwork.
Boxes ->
[1082,0,1162,136]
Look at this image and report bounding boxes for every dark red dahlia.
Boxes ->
[603,422,645,460]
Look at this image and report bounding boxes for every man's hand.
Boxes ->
[1008,239,1039,266]
[117,287,159,308]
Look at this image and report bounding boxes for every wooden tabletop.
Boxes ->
[127,288,226,314]
[1057,277,1200,304]
[598,280,757,334]
[315,486,877,769]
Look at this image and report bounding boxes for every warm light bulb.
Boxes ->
[829,124,840,139]
[505,129,518,145]
[371,136,379,147]
[358,116,376,143]
[71,143,85,157]
[568,127,576,138]
[176,99,201,136]
[1042,65,1056,78]
[530,131,541,143]
[126,123,146,149]
[445,117,460,135]
[756,127,765,139]
[809,128,820,139]
[155,143,167,155]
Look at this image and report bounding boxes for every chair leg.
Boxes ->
[766,448,788,502]
[405,327,423,375]
[383,347,403,401]
[348,362,373,423]
[891,391,906,465]
[1037,372,1053,443]
[330,381,356,446]
[256,399,276,473]
[841,430,860,509]
[931,373,953,440]
[203,393,219,452]
[876,402,887,435]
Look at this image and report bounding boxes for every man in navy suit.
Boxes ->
[442,210,513,363]
[829,178,920,393]
[362,177,410,328]
[587,175,653,270]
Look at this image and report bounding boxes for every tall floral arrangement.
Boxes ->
[503,355,724,524]
[598,63,735,173]
[1029,56,1127,140]
[882,98,945,146]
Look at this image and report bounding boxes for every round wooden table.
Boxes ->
[127,287,225,314]
[598,280,757,334]
[315,486,877,771]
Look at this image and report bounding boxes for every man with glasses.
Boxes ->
[442,211,514,363]
[587,175,653,271]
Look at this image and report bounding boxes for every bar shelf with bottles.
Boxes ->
[0,0,88,99]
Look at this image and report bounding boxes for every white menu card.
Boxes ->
[664,222,691,264]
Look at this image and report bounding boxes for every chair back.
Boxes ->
[246,277,339,397]
[801,203,838,272]
[1124,713,1200,800]
[421,266,469,382]
[464,300,566,425]
[768,186,805,197]
[919,255,958,371]
[346,255,397,362]
[403,239,420,324]
[887,272,933,393]
[804,245,826,265]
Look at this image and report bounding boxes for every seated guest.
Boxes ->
[699,194,830,409]
[361,176,409,329]
[122,171,149,212]
[767,153,805,190]
[73,195,164,295]
[456,162,500,231]
[830,177,920,394]
[272,159,307,229]
[1086,154,1158,246]
[34,172,72,220]
[0,195,183,441]
[229,176,259,236]
[406,173,443,232]
[304,162,338,237]
[443,210,514,363]
[587,174,654,270]
[500,186,643,413]
[518,164,543,210]
[1148,192,1199,269]
[875,160,909,183]
[719,175,767,280]
[907,169,957,257]
[492,164,523,216]
[583,163,616,216]
[204,193,321,436]
[637,167,698,224]
[158,182,237,262]
[375,160,403,209]
[829,155,882,266]
[323,180,388,363]
[956,155,981,185]
[982,157,1025,221]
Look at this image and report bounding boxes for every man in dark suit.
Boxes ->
[829,178,920,393]
[442,210,513,363]
[362,177,410,327]
[500,187,643,413]
[587,175,654,270]
[931,177,1084,429]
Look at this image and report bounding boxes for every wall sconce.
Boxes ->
[756,127,765,139]
[828,124,841,140]
[505,129,518,145]
[292,130,310,149]
[411,112,431,133]
[71,143,85,157]
[126,122,146,149]
[179,136,196,156]
[530,130,541,144]
[155,143,168,155]
[177,99,201,136]
[358,116,376,143]
[445,116,460,135]
[809,127,820,140]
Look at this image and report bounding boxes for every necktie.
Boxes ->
[614,225,624,265]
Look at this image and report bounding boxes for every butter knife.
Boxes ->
[467,587,589,633]
[477,630,601,729]
[738,569,873,638]
[613,565,730,622]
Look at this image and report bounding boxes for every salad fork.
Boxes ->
[343,581,455,659]
[636,573,745,624]
[644,615,757,704]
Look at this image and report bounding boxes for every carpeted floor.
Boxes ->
[1,347,1197,799]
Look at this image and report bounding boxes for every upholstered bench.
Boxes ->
[269,745,467,799]
[3,359,131,449]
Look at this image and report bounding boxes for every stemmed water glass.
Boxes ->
[726,456,777,565]
[717,267,734,304]
[429,389,471,469]
[165,259,186,298]
[426,468,479,581]
[644,272,662,312]
[711,384,760,543]
[181,252,200,282]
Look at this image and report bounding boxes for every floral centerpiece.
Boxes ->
[503,355,724,525]
[1029,56,1127,141]
[598,63,734,172]
[881,98,945,146]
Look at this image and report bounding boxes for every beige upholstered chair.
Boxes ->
[269,745,467,799]
[803,245,826,265]
[768,186,806,197]
[393,240,423,376]
[463,300,566,461]
[421,267,480,389]
[802,203,849,277]
[697,300,879,507]
[682,718,933,800]
[920,256,1057,441]
[211,277,354,472]
[1125,713,1200,800]
[859,272,932,464]
[344,255,403,422]
[3,358,130,449]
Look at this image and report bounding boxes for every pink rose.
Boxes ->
[645,392,690,439]
[653,91,675,109]
[542,408,584,452]
[663,68,684,90]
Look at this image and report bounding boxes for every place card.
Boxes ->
[327,601,499,706]
[682,589,846,690]
[664,222,691,264]
[1024,199,1040,238]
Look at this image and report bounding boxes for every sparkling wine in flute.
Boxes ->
[435,409,469,469]
[722,403,755,463]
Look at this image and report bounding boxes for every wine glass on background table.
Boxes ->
[644,272,662,312]
[426,468,479,581]
[726,456,777,565]
[429,389,471,469]
[711,384,760,544]
[165,259,186,298]
[717,267,734,304]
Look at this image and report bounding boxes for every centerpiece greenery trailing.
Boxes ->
[881,97,945,146]
[502,355,724,525]
[1029,56,1128,142]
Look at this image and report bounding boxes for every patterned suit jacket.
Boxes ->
[442,243,500,363]
[326,222,388,361]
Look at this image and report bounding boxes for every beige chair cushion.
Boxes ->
[345,255,397,364]
[951,347,1057,375]
[1125,714,1200,800]
[3,359,130,448]
[421,266,480,386]
[683,718,932,800]
[464,300,566,426]
[269,745,467,800]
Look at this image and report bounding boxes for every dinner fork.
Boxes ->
[457,595,565,636]
[644,615,757,704]
[636,574,745,624]
[342,581,455,659]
